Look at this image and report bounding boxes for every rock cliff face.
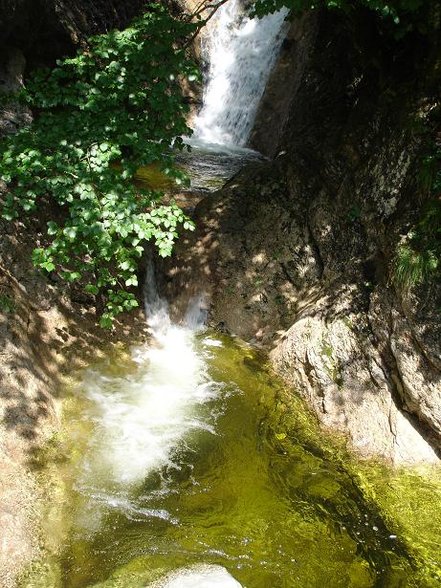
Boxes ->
[0,0,147,56]
[162,7,441,464]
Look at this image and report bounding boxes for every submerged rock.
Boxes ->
[152,565,242,588]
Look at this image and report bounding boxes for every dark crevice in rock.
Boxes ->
[304,216,325,280]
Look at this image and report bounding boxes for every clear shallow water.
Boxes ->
[175,142,261,194]
[23,331,441,588]
[134,143,261,197]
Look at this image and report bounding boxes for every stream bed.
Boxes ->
[22,328,441,588]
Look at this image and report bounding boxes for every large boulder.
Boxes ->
[161,7,441,464]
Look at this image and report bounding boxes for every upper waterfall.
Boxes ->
[192,0,288,148]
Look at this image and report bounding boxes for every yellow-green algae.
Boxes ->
[20,333,441,588]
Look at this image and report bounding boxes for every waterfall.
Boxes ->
[78,261,216,491]
[192,0,288,148]
[74,261,244,586]
[67,8,290,585]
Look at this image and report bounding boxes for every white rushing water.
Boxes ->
[78,263,216,491]
[193,0,289,148]
[74,270,245,588]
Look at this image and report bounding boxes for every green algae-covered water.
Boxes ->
[22,323,441,588]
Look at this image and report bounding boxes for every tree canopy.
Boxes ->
[253,0,424,20]
[0,3,199,326]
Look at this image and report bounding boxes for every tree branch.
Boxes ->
[184,0,232,46]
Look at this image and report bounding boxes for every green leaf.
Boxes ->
[41,261,56,272]
[47,221,59,235]
[100,314,114,329]
[125,275,138,287]
[0,3,199,327]
[85,284,99,295]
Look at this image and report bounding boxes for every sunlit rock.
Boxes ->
[153,565,242,588]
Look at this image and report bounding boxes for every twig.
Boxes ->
[191,0,231,20]
[185,0,232,46]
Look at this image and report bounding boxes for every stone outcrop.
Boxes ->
[162,7,441,464]
[0,47,31,135]
[0,0,147,59]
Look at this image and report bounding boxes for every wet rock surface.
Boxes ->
[162,8,441,464]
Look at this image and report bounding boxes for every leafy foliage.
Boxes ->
[252,0,424,16]
[0,292,15,314]
[251,0,430,34]
[0,4,200,327]
[394,147,441,291]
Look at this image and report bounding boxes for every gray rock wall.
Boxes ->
[162,7,441,464]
